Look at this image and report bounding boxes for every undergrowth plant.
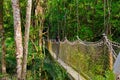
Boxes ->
[93,70,115,80]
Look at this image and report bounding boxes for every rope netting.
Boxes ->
[110,40,120,75]
[45,35,120,79]
[49,37,109,79]
[110,40,120,54]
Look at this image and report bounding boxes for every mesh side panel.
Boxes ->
[112,45,120,64]
[51,41,60,56]
[51,40,109,79]
[112,45,120,55]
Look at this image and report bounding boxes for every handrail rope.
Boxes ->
[112,49,117,59]
[60,39,104,47]
[51,40,118,60]
[59,35,120,49]
[48,36,119,59]
[109,40,120,47]
[103,35,117,59]
[49,39,119,61]
[105,42,117,59]
[52,36,104,46]
[46,36,120,49]
[76,36,104,45]
[112,44,120,48]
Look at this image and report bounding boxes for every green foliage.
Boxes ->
[43,58,69,80]
[26,48,70,80]
[79,26,93,40]
[45,0,120,42]
[1,0,120,79]
[0,38,70,79]
[93,70,115,80]
[5,37,16,74]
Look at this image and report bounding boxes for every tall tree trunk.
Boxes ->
[105,0,111,35]
[35,0,44,52]
[35,1,45,79]
[11,0,23,79]
[21,0,32,79]
[107,0,111,35]
[104,0,107,34]
[0,0,6,79]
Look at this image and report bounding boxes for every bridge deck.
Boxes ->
[49,49,86,80]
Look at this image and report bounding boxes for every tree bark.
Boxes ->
[35,1,44,52]
[0,0,7,79]
[11,0,23,79]
[21,0,32,79]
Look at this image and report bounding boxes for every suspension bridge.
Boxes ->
[41,0,117,79]
[44,34,120,80]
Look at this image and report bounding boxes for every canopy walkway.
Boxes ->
[45,34,120,80]
[48,48,86,80]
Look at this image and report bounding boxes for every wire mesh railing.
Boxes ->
[45,35,120,79]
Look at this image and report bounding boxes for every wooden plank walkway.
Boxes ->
[49,49,86,80]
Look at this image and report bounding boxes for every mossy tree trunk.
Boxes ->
[0,0,6,79]
[35,0,45,53]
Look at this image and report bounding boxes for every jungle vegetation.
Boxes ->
[0,0,120,80]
